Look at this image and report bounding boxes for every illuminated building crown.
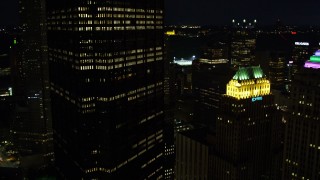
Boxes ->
[226,66,270,99]
[304,50,320,69]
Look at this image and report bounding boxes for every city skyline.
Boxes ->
[1,0,320,179]
[1,0,320,26]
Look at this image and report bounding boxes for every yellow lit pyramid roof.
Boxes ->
[227,66,270,99]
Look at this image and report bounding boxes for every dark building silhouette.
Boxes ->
[254,50,289,92]
[210,66,282,179]
[170,61,194,125]
[0,31,14,139]
[282,51,320,180]
[12,0,53,166]
[175,129,209,180]
[47,0,165,179]
[192,58,232,128]
[268,52,287,90]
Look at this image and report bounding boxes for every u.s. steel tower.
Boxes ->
[46,0,164,179]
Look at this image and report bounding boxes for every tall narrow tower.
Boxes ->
[230,20,257,68]
[46,0,164,179]
[13,0,52,165]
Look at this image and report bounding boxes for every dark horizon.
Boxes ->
[165,0,320,26]
[1,0,320,26]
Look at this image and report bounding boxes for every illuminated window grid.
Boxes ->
[48,47,163,71]
[226,79,270,99]
[48,6,163,31]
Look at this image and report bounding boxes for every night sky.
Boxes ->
[1,0,319,26]
[0,0,19,26]
[165,0,320,25]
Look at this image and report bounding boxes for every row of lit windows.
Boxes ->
[133,129,163,149]
[49,11,162,22]
[50,83,98,114]
[80,103,95,109]
[142,153,163,169]
[96,14,162,19]
[79,57,162,71]
[49,47,162,63]
[81,47,162,57]
[96,7,163,14]
[85,144,162,174]
[51,84,76,105]
[48,25,163,31]
[97,81,163,103]
[55,6,163,14]
[51,81,163,114]
[75,26,163,31]
[147,166,163,179]
[138,111,164,125]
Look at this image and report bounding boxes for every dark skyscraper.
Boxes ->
[46,0,164,179]
[211,66,282,179]
[192,58,232,127]
[12,0,53,165]
[283,51,320,180]
[0,31,15,141]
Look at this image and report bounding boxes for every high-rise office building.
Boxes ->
[282,51,320,180]
[192,58,232,128]
[230,19,257,68]
[211,66,282,179]
[163,34,175,180]
[12,0,53,165]
[268,52,286,90]
[290,41,310,80]
[47,0,164,179]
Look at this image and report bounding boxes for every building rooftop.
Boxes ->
[227,66,270,99]
[232,66,265,81]
[304,50,320,69]
[179,128,208,145]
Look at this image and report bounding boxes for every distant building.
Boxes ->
[230,19,257,67]
[202,42,229,60]
[192,58,233,128]
[268,52,287,90]
[171,59,194,126]
[282,51,320,180]
[211,66,282,179]
[290,41,310,79]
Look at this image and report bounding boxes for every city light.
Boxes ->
[304,50,320,69]
[295,42,309,46]
[227,67,270,99]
